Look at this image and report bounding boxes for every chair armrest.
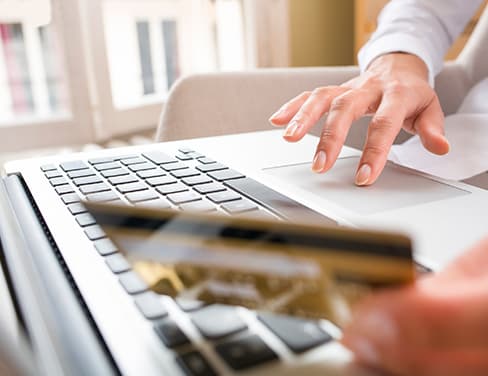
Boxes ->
[156,67,359,142]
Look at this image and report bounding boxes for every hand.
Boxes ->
[269,53,450,186]
[341,236,488,376]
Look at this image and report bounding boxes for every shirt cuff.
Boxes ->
[358,33,437,87]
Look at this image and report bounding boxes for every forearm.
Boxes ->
[359,0,483,86]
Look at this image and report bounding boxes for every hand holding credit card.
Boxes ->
[86,202,415,327]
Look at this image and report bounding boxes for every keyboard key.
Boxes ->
[72,175,103,186]
[86,191,119,203]
[193,183,226,195]
[178,147,194,154]
[93,238,118,256]
[100,168,128,178]
[120,156,147,166]
[176,351,217,376]
[215,335,278,371]
[119,271,148,294]
[134,292,168,319]
[208,169,245,182]
[175,152,194,161]
[198,157,216,165]
[258,313,332,354]
[221,199,258,214]
[154,319,190,348]
[135,198,172,209]
[50,177,68,187]
[61,193,81,204]
[176,298,207,312]
[207,191,242,204]
[67,203,87,215]
[45,170,62,179]
[128,162,155,172]
[88,157,113,165]
[125,190,159,203]
[157,183,188,195]
[41,164,57,172]
[105,254,130,273]
[55,185,74,195]
[84,225,106,241]
[143,151,178,165]
[162,162,188,172]
[171,168,200,179]
[191,305,247,340]
[167,191,202,205]
[180,201,216,213]
[116,182,148,194]
[113,154,138,161]
[146,175,177,187]
[75,213,96,227]
[224,178,338,226]
[80,183,111,195]
[94,162,121,171]
[137,169,166,179]
[67,169,96,179]
[196,163,228,173]
[108,175,138,186]
[60,160,88,172]
[182,175,212,186]
[187,152,205,159]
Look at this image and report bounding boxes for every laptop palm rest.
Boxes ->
[263,157,469,215]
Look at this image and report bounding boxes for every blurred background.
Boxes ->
[0,0,486,160]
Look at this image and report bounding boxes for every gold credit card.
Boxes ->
[85,202,415,326]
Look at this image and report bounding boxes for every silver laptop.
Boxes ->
[2,129,487,375]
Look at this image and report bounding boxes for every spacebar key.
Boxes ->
[224,177,337,226]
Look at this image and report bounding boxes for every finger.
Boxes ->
[312,88,382,173]
[414,96,450,155]
[341,283,488,355]
[354,93,407,186]
[356,348,488,376]
[269,91,311,126]
[282,86,349,142]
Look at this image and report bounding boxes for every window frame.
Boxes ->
[0,0,95,152]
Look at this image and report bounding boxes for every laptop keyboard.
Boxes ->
[40,147,337,375]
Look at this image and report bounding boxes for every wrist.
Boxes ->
[367,53,430,83]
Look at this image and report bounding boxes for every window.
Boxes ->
[0,0,289,151]
[0,23,69,124]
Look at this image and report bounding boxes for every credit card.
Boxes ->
[85,202,415,326]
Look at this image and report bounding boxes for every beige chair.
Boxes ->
[157,8,488,150]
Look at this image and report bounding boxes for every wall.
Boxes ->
[289,0,355,67]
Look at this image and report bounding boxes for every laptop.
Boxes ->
[1,129,487,375]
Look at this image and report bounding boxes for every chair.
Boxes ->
[156,8,488,150]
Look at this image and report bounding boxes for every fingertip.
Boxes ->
[269,116,288,127]
[420,131,450,155]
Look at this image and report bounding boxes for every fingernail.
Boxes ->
[355,164,371,186]
[284,121,299,138]
[347,339,380,366]
[312,150,327,172]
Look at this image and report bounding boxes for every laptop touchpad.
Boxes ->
[264,157,469,215]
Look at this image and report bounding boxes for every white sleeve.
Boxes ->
[358,0,484,86]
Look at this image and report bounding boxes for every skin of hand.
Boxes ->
[269,53,450,186]
[340,236,488,376]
